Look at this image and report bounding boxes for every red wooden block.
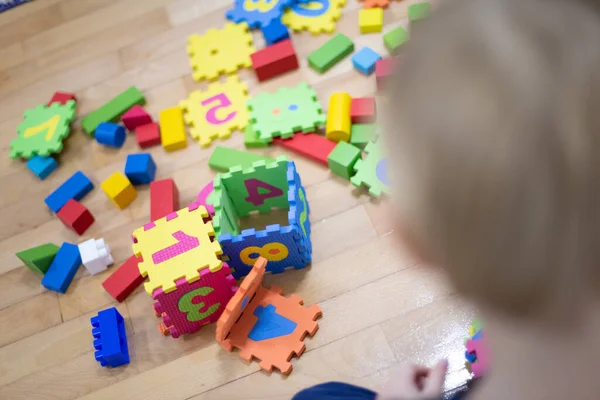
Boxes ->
[47,91,77,106]
[376,58,398,90]
[250,39,299,82]
[122,105,152,131]
[150,178,179,221]
[136,122,161,148]
[102,255,144,302]
[56,199,94,235]
[350,97,376,123]
[273,133,337,166]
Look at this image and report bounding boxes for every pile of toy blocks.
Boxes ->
[465,320,489,378]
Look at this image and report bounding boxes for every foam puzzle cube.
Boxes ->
[213,156,312,279]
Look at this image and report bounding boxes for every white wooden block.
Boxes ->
[78,238,114,275]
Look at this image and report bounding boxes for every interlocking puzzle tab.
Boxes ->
[181,76,249,147]
[153,263,238,338]
[247,83,325,141]
[91,307,130,368]
[214,157,312,279]
[226,0,294,29]
[282,0,346,34]
[351,139,391,198]
[10,100,76,159]
[216,257,322,375]
[188,22,255,81]
[132,203,223,295]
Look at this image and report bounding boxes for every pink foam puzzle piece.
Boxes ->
[466,338,489,377]
[121,105,152,131]
[196,180,215,215]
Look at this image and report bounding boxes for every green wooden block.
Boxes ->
[16,243,60,274]
[351,124,377,149]
[383,26,409,53]
[81,86,146,136]
[328,142,362,180]
[308,33,354,73]
[408,2,431,22]
[244,125,271,149]
[208,146,274,173]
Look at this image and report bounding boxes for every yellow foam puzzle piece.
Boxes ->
[282,0,346,34]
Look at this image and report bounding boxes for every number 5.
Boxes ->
[201,93,236,125]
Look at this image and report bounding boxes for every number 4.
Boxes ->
[244,178,284,206]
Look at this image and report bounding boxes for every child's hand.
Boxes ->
[377,360,448,400]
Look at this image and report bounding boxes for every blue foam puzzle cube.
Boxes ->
[95,122,126,148]
[261,19,290,46]
[26,155,57,180]
[41,242,81,293]
[91,307,130,367]
[44,171,94,213]
[352,46,383,75]
[124,153,156,185]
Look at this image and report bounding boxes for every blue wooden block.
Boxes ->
[91,307,130,367]
[44,171,94,213]
[351,47,382,75]
[261,19,290,46]
[41,242,81,293]
[124,153,156,185]
[95,122,126,148]
[26,155,57,180]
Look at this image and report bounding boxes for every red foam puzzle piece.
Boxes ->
[250,39,299,82]
[102,255,144,302]
[56,199,94,235]
[122,105,152,131]
[273,132,336,166]
[150,178,179,221]
[350,97,376,123]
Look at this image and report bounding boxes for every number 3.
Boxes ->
[201,93,236,125]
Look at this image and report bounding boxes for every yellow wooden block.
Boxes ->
[101,172,137,209]
[326,92,352,143]
[359,8,383,33]
[159,106,188,151]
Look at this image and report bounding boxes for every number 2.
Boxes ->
[201,93,236,125]
[244,178,284,206]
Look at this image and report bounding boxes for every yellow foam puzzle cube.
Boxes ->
[359,8,383,34]
[101,172,137,209]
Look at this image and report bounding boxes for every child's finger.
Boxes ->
[422,359,448,396]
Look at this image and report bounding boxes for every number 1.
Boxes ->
[152,231,199,264]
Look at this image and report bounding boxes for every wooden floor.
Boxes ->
[0,0,475,399]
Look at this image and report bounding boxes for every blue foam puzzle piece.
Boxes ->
[26,155,57,180]
[124,153,156,185]
[91,307,130,368]
[95,122,126,148]
[261,18,290,45]
[287,161,312,261]
[465,350,477,363]
[41,242,81,293]
[471,330,483,341]
[249,304,297,341]
[226,0,295,29]
[351,46,383,75]
[44,171,94,213]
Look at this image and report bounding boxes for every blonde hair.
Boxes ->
[385,0,600,318]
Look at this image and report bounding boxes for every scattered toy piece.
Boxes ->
[91,307,130,367]
[101,172,137,209]
[45,170,94,213]
[81,86,145,136]
[135,122,161,148]
[57,199,95,235]
[352,46,382,75]
[209,146,274,172]
[159,106,187,151]
[26,155,57,180]
[326,92,352,143]
[244,125,271,148]
[150,178,179,221]
[350,97,376,123]
[350,139,391,197]
[124,153,156,185]
[251,39,299,82]
[41,242,81,293]
[359,7,383,33]
[408,2,431,22]
[16,243,59,274]
[261,18,290,45]
[361,0,391,8]
[351,124,377,149]
[282,0,346,34]
[273,132,336,166]
[78,238,113,275]
[102,255,143,302]
[47,91,77,106]
[376,57,398,90]
[226,0,294,29]
[383,26,408,53]
[95,122,126,148]
[328,141,362,179]
[308,33,354,73]
[121,105,152,131]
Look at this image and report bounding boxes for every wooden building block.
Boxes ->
[383,26,408,53]
[95,122,126,148]
[159,106,187,151]
[408,2,431,21]
[273,133,336,166]
[350,97,376,123]
[209,146,274,172]
[101,172,137,210]
[41,242,81,293]
[47,92,77,106]
[328,142,362,179]
[81,86,145,136]
[326,92,352,143]
[102,255,144,302]
[124,153,156,185]
[359,8,383,33]
[376,57,399,90]
[351,124,377,149]
[251,39,299,82]
[150,178,179,221]
[352,47,382,75]
[135,122,161,148]
[121,105,152,131]
[26,155,57,180]
[261,18,290,45]
[45,171,94,213]
[308,33,354,73]
[16,243,59,274]
[56,199,94,235]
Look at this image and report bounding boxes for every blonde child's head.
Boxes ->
[385,0,600,320]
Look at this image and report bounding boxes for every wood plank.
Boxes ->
[0,4,64,49]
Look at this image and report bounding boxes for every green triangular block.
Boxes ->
[16,243,60,274]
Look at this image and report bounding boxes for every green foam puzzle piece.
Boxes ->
[383,26,409,53]
[247,82,325,141]
[220,156,290,217]
[350,140,391,198]
[81,86,145,136]
[408,2,431,22]
[308,33,354,73]
[244,124,271,148]
[16,243,60,274]
[10,101,76,159]
[350,124,378,150]
[208,146,274,173]
[328,142,362,180]
[212,174,241,237]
